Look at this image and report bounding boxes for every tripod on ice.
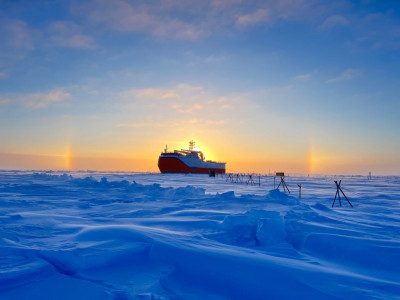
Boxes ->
[332,180,353,208]
[275,172,290,193]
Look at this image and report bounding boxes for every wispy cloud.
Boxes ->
[320,15,349,30]
[211,0,242,9]
[236,9,269,26]
[273,0,325,21]
[215,97,233,110]
[21,89,71,109]
[0,96,10,105]
[72,0,206,40]
[117,118,228,128]
[328,69,362,82]
[0,89,71,109]
[1,19,36,50]
[352,13,400,51]
[68,0,351,41]
[48,21,96,49]
[0,72,8,79]
[294,73,311,80]
[122,84,235,113]
[123,84,203,100]
[117,83,241,133]
[171,103,203,113]
[123,88,180,100]
[204,55,230,64]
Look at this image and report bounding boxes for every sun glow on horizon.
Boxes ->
[176,139,220,162]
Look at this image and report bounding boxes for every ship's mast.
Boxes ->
[189,140,195,151]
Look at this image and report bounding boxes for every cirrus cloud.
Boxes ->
[48,21,96,49]
[117,118,228,128]
[236,9,270,26]
[294,73,311,81]
[0,89,71,109]
[72,0,206,40]
[1,19,36,50]
[328,69,362,83]
[320,15,349,30]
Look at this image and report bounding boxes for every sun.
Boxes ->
[182,139,216,161]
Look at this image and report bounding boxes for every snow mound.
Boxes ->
[213,210,287,248]
[265,189,299,205]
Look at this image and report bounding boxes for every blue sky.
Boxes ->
[0,0,399,174]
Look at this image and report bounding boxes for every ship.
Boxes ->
[158,140,226,174]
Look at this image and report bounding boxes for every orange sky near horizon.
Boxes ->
[1,139,398,175]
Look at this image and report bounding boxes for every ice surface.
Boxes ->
[0,170,399,299]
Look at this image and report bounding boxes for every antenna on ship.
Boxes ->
[164,144,168,153]
[189,140,195,151]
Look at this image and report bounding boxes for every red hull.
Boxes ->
[158,157,225,174]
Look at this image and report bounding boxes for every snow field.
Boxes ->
[0,171,399,299]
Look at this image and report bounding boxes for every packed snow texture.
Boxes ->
[0,171,399,299]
